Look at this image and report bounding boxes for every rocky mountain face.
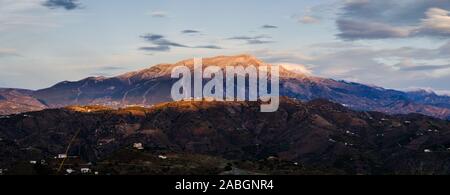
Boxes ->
[0,88,47,115]
[1,54,450,119]
[1,98,450,175]
[406,90,450,109]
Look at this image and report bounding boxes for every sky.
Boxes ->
[0,0,449,94]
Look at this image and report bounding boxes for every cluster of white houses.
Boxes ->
[133,143,144,150]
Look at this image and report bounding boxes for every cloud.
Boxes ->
[253,41,450,91]
[227,35,274,45]
[139,45,170,52]
[139,33,222,52]
[401,64,450,71]
[0,0,61,31]
[298,16,320,24]
[194,45,222,49]
[0,48,19,57]
[337,0,450,40]
[98,66,126,71]
[149,11,168,18]
[140,34,188,48]
[246,39,274,44]
[292,1,335,25]
[374,41,450,60]
[417,8,450,37]
[181,29,201,34]
[309,42,366,49]
[394,59,450,71]
[42,0,81,10]
[253,49,315,63]
[339,0,450,24]
[261,25,278,29]
[336,19,411,40]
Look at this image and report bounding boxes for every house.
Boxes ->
[346,130,356,136]
[204,97,215,101]
[58,154,68,159]
[30,161,37,164]
[267,156,278,161]
[66,169,75,174]
[344,142,354,146]
[133,143,144,150]
[81,168,91,174]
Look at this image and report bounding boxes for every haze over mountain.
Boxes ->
[1,54,450,119]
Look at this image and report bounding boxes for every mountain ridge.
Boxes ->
[1,54,450,119]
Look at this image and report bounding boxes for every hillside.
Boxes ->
[1,97,450,175]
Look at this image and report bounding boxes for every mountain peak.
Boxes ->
[176,54,265,68]
[116,54,267,81]
[116,54,311,81]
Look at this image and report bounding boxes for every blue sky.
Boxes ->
[0,0,449,94]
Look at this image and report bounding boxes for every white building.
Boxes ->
[58,154,68,159]
[133,143,144,150]
[81,168,91,174]
[66,169,75,174]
